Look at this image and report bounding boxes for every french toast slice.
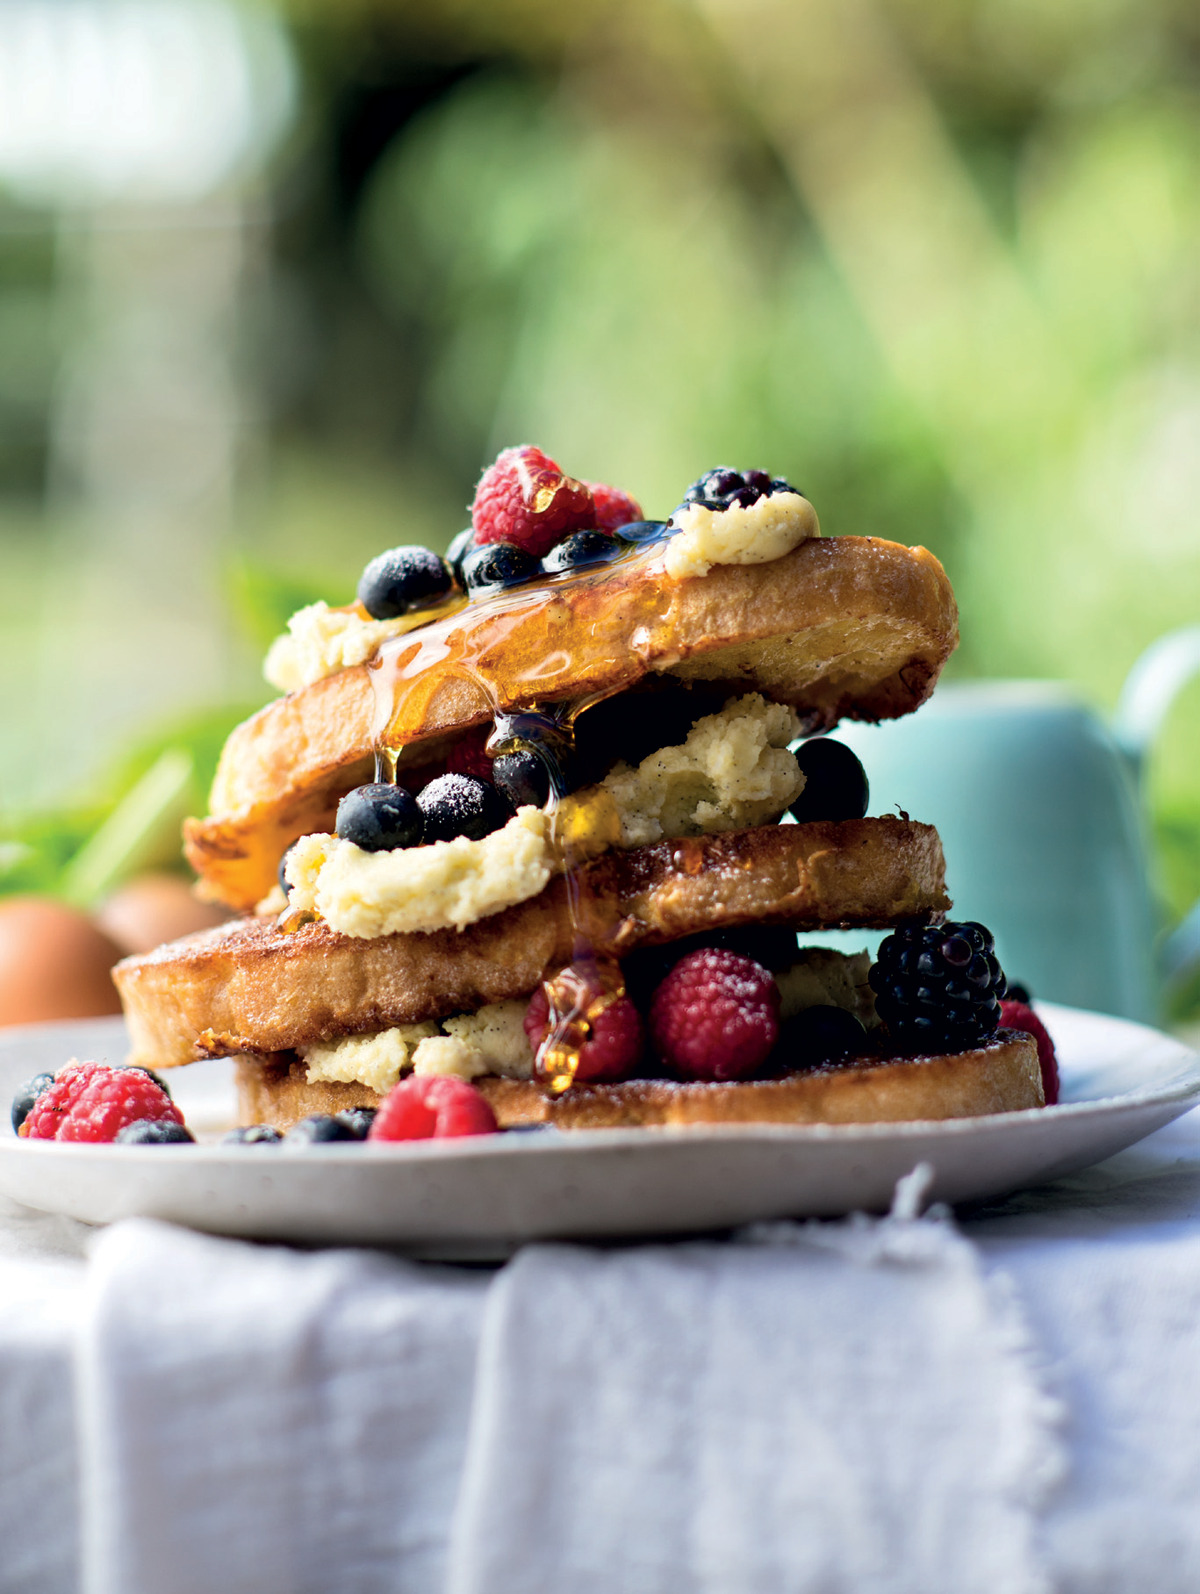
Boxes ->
[233,1031,1044,1131]
[115,817,948,1068]
[187,536,957,910]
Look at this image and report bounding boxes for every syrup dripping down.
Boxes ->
[361,540,673,1094]
[488,704,626,1095]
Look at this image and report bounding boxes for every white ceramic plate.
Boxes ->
[0,1005,1196,1257]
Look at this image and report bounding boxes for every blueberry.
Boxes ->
[492,749,552,809]
[1006,981,1031,1005]
[221,1124,284,1145]
[446,527,474,586]
[336,783,424,852]
[461,542,540,595]
[11,1072,55,1134]
[779,1006,868,1069]
[278,841,298,896]
[283,1114,359,1146]
[787,739,870,823]
[541,532,624,573]
[357,546,452,620]
[676,467,802,518]
[114,1119,195,1144]
[119,1063,172,1097]
[417,774,510,843]
[334,1107,377,1140]
[617,520,670,544]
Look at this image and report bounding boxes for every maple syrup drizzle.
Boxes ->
[359,538,673,1094]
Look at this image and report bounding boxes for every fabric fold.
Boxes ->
[446,1183,1062,1594]
[76,1218,488,1594]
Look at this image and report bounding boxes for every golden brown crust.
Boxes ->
[116,818,948,1068]
[232,1031,1044,1132]
[187,537,958,909]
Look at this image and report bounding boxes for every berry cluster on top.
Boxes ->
[673,466,801,518]
[353,448,807,617]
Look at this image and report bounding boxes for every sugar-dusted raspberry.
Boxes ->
[471,446,594,558]
[999,999,1059,1106]
[524,971,643,1083]
[649,948,779,1082]
[585,480,643,534]
[21,1061,185,1143]
[444,729,495,783]
[369,1075,498,1141]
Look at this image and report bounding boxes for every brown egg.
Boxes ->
[95,872,230,957]
[0,896,124,1026]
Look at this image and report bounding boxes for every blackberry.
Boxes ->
[417,774,509,843]
[336,783,424,852]
[869,921,1007,1052]
[541,531,624,573]
[788,738,869,823]
[461,541,540,595]
[675,467,801,516]
[357,546,452,619]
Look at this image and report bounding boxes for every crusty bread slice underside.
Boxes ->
[116,818,948,1068]
[187,537,957,909]
[232,1031,1043,1132]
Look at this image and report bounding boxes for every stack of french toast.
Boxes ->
[114,449,1044,1131]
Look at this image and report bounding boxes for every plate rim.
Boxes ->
[0,1003,1196,1164]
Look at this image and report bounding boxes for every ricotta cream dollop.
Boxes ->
[264,600,459,695]
[295,952,874,1091]
[283,694,804,940]
[285,805,555,939]
[664,491,819,581]
[302,1022,439,1093]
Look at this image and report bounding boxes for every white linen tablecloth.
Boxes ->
[5,1111,1200,1594]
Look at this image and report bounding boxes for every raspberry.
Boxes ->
[471,446,594,559]
[999,999,1059,1106]
[649,949,780,1082]
[21,1061,184,1143]
[524,970,644,1083]
[444,730,494,783]
[585,480,643,534]
[369,1075,498,1141]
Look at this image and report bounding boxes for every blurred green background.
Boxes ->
[0,0,1198,1003]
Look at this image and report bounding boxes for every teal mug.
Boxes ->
[831,627,1200,1024]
